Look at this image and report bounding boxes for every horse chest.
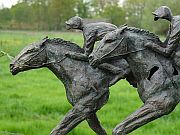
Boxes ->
[69,75,90,100]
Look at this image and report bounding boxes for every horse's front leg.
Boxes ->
[50,105,91,135]
[86,113,107,135]
[113,96,177,135]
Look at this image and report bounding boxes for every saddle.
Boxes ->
[172,44,180,68]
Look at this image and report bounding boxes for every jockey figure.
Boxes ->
[65,16,131,86]
[146,6,180,67]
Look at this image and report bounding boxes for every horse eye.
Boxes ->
[105,39,114,43]
[27,50,32,53]
[27,48,36,53]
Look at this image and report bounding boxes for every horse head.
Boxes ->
[10,37,48,75]
[89,26,127,67]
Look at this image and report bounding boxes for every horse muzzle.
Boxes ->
[10,63,20,75]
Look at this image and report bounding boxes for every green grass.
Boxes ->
[0,30,179,135]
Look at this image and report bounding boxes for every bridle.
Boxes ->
[94,37,146,62]
[23,44,67,68]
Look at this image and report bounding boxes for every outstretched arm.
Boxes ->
[163,25,171,46]
[145,42,169,57]
[146,30,180,57]
[145,41,177,57]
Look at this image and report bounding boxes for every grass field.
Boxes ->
[0,30,179,135]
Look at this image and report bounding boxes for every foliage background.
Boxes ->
[0,0,180,135]
[0,0,180,34]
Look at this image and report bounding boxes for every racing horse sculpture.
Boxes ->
[89,26,180,135]
[10,38,134,135]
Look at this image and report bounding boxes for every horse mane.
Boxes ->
[126,26,162,43]
[47,38,84,53]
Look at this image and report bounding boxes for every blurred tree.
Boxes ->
[0,0,180,32]
[11,2,32,29]
[169,0,180,15]
[0,8,12,28]
[48,0,77,30]
[123,0,145,27]
[102,5,126,26]
[30,0,49,30]
[76,0,91,18]
[91,0,119,16]
[0,8,11,22]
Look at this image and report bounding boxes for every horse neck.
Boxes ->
[124,33,164,80]
[46,43,84,84]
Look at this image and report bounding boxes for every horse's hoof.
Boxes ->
[50,129,59,135]
[113,126,126,135]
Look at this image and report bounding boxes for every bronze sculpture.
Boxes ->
[9,6,179,135]
[65,16,117,57]
[65,16,128,85]
[89,26,180,135]
[10,38,136,135]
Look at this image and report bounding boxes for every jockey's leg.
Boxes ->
[98,63,130,86]
[99,63,129,75]
[65,51,88,61]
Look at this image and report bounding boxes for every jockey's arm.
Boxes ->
[65,51,88,61]
[145,38,179,57]
[98,63,130,86]
[164,37,179,56]
[163,25,171,46]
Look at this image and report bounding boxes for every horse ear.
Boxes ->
[40,36,48,47]
[118,25,127,34]
[118,24,127,28]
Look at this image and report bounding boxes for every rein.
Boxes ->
[107,48,146,59]
[23,45,67,68]
[45,56,67,65]
[97,37,146,61]
[24,46,46,65]
[100,37,125,59]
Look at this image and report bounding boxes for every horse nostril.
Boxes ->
[10,63,14,68]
